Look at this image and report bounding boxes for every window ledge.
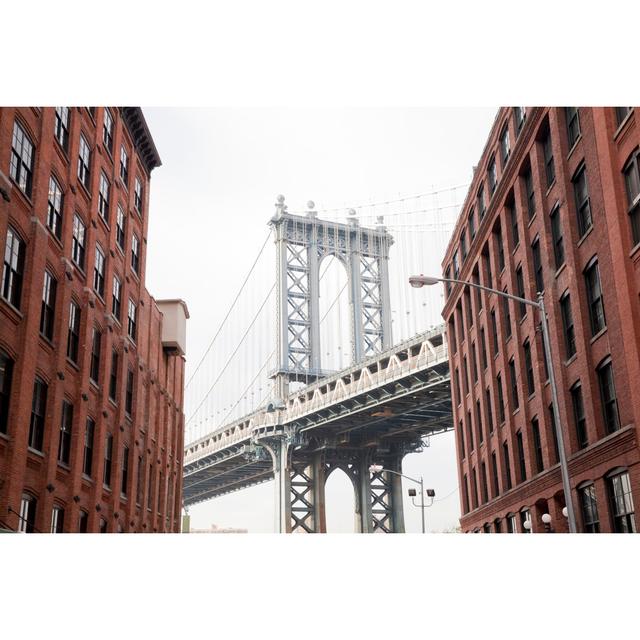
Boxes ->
[39,334,55,352]
[78,179,92,201]
[613,110,634,141]
[590,327,608,345]
[57,462,70,471]
[66,357,80,372]
[0,431,9,443]
[518,313,528,325]
[544,179,556,197]
[564,353,578,367]
[567,135,582,160]
[527,212,537,228]
[0,297,24,322]
[27,447,45,458]
[46,227,65,251]
[554,263,567,279]
[82,474,93,483]
[629,241,640,262]
[8,176,34,208]
[577,225,594,247]
[512,241,520,255]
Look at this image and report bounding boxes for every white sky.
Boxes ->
[143,107,497,532]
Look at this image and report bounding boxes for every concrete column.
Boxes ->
[270,435,291,533]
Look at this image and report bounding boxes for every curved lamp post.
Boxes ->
[408,274,577,534]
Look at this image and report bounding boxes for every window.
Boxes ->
[452,249,459,279]
[491,451,500,497]
[486,388,494,433]
[51,505,64,533]
[565,107,580,148]
[134,177,143,213]
[460,230,467,261]
[468,207,476,239]
[471,343,479,384]
[488,156,497,194]
[509,204,519,246]
[571,382,588,449]
[483,246,492,288]
[502,290,511,339]
[477,184,486,219]
[506,512,517,533]
[615,107,632,126]
[550,204,564,269]
[516,431,527,483]
[99,518,107,533]
[531,417,544,474]
[454,367,461,405]
[18,494,37,533]
[578,484,600,533]
[514,107,526,135]
[157,472,163,513]
[2,227,26,309]
[560,293,576,359]
[573,164,592,237]
[147,464,154,510]
[77,134,91,189]
[116,205,126,251]
[112,275,122,321]
[93,245,106,298]
[127,298,137,342]
[136,455,144,505]
[500,125,510,166]
[0,351,14,434]
[480,462,489,504]
[109,350,118,402]
[520,509,531,533]
[467,410,474,452]
[89,328,101,384]
[47,175,64,239]
[480,327,487,369]
[120,146,129,185]
[10,121,34,197]
[54,107,70,151]
[503,442,512,490]
[104,433,113,487]
[623,148,640,245]
[531,237,544,293]
[67,301,81,363]
[448,318,457,355]
[131,233,140,274]
[40,270,57,340]
[523,340,534,396]
[508,358,519,410]
[98,172,110,223]
[125,368,134,415]
[121,446,130,497]
[463,474,470,514]
[103,108,114,153]
[29,377,47,451]
[607,470,636,533]
[57,401,73,465]
[71,213,86,269]
[515,265,526,319]
[490,308,498,356]
[493,519,501,533]
[83,417,95,477]
[523,166,535,219]
[476,399,483,443]
[542,128,555,187]
[597,358,620,434]
[465,289,473,329]
[458,420,465,459]
[584,259,606,335]
[471,468,478,510]
[495,225,505,271]
[497,372,505,423]
[549,404,560,464]
[78,510,88,533]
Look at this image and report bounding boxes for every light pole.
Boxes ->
[408,274,578,534]
[369,464,434,533]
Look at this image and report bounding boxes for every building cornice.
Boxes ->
[119,107,162,175]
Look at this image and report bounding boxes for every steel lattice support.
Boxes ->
[269,196,393,400]
[289,453,326,533]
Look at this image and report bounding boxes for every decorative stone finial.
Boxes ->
[307,200,315,210]
[348,208,356,216]
[276,194,285,204]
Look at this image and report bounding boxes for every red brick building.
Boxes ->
[0,107,188,533]
[442,107,640,533]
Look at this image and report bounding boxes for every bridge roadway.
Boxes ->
[183,325,453,531]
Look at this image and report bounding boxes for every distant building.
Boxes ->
[442,107,639,533]
[190,524,249,534]
[0,107,188,532]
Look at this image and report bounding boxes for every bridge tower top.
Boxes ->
[269,195,394,400]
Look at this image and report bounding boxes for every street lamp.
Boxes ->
[369,464,434,533]
[408,274,578,534]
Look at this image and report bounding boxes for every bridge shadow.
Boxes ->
[324,467,356,533]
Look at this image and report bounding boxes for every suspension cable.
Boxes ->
[185,230,272,389]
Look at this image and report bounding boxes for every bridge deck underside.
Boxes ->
[183,360,452,507]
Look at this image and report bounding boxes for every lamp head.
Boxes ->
[409,275,440,289]
[541,513,552,524]
[408,488,417,497]
[369,464,384,474]
[426,488,436,498]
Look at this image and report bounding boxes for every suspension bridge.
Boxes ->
[183,187,466,532]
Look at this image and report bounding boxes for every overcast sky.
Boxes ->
[142,107,497,532]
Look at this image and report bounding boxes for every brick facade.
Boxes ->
[442,107,640,533]
[0,107,186,533]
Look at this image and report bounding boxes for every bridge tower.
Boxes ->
[269,195,394,401]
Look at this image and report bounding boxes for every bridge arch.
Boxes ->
[324,465,358,533]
